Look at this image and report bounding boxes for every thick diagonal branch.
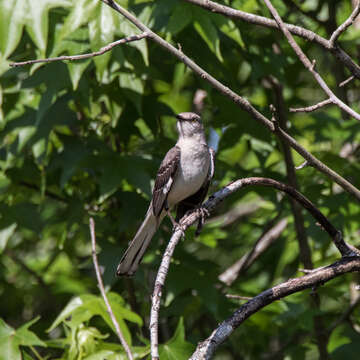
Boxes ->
[100,0,360,202]
[150,177,358,358]
[190,257,360,360]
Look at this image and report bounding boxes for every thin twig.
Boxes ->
[329,1,360,46]
[219,218,288,285]
[10,33,148,67]
[100,0,360,203]
[89,218,134,360]
[290,98,332,113]
[339,75,355,87]
[327,294,360,334]
[295,161,310,170]
[263,0,360,123]
[190,257,360,360]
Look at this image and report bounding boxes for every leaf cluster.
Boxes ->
[0,0,360,359]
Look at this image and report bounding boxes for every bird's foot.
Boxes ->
[195,207,210,236]
[181,207,210,236]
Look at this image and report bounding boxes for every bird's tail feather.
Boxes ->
[117,206,161,276]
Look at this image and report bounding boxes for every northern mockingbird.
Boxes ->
[117,112,215,276]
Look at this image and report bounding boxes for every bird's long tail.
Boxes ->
[117,205,162,276]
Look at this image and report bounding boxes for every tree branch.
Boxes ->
[150,227,185,360]
[9,33,148,67]
[290,98,332,113]
[263,0,360,122]
[295,160,310,170]
[270,78,329,358]
[100,0,360,203]
[329,1,360,46]
[327,292,360,334]
[149,176,358,358]
[269,78,313,268]
[182,0,360,79]
[89,218,134,360]
[219,217,288,286]
[190,257,360,360]
[339,75,355,87]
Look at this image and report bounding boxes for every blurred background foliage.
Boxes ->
[0,0,360,359]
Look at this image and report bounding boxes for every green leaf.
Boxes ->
[158,318,194,359]
[119,73,144,114]
[15,317,47,347]
[167,3,193,35]
[48,296,84,332]
[0,0,27,59]
[48,293,142,346]
[25,0,71,56]
[89,3,116,79]
[0,318,46,360]
[194,14,223,62]
[218,19,244,48]
[55,0,98,49]
[118,20,148,66]
[0,319,21,360]
[0,222,17,253]
[98,155,152,200]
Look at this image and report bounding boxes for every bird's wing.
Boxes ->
[152,145,181,217]
[175,147,215,221]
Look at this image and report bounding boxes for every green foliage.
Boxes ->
[1,0,360,359]
[0,318,46,360]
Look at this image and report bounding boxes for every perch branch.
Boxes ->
[150,227,185,360]
[89,218,134,360]
[149,177,358,358]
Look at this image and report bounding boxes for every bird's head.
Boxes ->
[176,112,204,139]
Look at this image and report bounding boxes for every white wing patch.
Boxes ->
[208,147,215,181]
[163,177,174,195]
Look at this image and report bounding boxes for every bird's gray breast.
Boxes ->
[167,140,210,206]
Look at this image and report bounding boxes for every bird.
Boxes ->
[117,112,215,276]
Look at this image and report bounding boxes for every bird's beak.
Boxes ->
[176,114,182,121]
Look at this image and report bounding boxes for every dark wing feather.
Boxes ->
[175,147,215,221]
[152,146,181,217]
